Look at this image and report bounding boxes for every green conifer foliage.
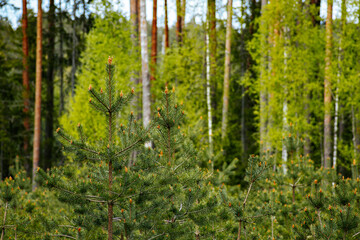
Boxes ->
[37,58,214,240]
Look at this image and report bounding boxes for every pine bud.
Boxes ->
[77,123,81,128]
[56,128,60,133]
[157,125,160,129]
[304,207,307,212]
[129,198,133,204]
[125,167,128,173]
[121,209,124,213]
[165,87,168,94]
[120,91,123,97]
[78,227,81,233]
[100,88,103,94]
[158,112,161,118]
[314,180,318,184]
[353,159,356,165]
[108,56,113,65]
[292,224,294,228]
[328,205,332,210]
[70,140,73,144]
[178,125,180,129]
[107,144,110,149]
[88,84,92,91]
[228,202,231,207]
[131,88,134,94]
[208,160,211,164]
[131,111,133,115]
[348,203,350,207]
[189,188,191,192]
[89,98,92,103]
[340,209,342,213]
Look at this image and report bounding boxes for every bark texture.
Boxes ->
[33,0,43,190]
[45,0,55,170]
[150,0,157,81]
[140,0,151,130]
[221,0,232,140]
[22,0,30,167]
[324,0,333,168]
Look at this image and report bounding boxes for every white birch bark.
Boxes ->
[206,25,213,158]
[140,0,151,137]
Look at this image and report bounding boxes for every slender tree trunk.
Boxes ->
[131,0,140,119]
[140,0,151,134]
[260,0,268,154]
[32,0,43,191]
[181,0,186,33]
[22,0,30,173]
[164,0,169,50]
[324,0,333,168]
[206,26,213,163]
[208,0,216,125]
[150,0,157,81]
[221,0,232,140]
[59,0,64,114]
[71,0,77,97]
[45,0,55,170]
[334,0,346,168]
[176,0,182,44]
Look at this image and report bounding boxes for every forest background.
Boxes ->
[1,0,360,187]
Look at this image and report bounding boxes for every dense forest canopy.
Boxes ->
[1,0,360,239]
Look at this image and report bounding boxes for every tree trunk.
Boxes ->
[324,0,333,168]
[164,0,169,50]
[140,0,150,133]
[22,0,30,172]
[259,0,268,154]
[45,0,55,170]
[71,0,77,97]
[221,0,232,140]
[176,0,182,44]
[334,0,346,168]
[208,0,217,126]
[150,0,157,81]
[206,27,213,163]
[59,0,64,114]
[130,0,140,120]
[33,0,42,191]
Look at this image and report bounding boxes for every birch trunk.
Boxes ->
[334,0,346,168]
[150,0,157,81]
[206,28,213,160]
[221,0,232,140]
[140,0,151,133]
[22,0,30,172]
[33,0,42,191]
[324,0,333,168]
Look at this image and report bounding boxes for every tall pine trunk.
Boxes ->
[324,0,333,168]
[33,0,43,190]
[221,0,232,140]
[45,0,55,170]
[140,0,150,133]
[22,0,30,172]
[208,0,216,125]
[71,0,77,97]
[150,0,157,81]
[164,0,169,49]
